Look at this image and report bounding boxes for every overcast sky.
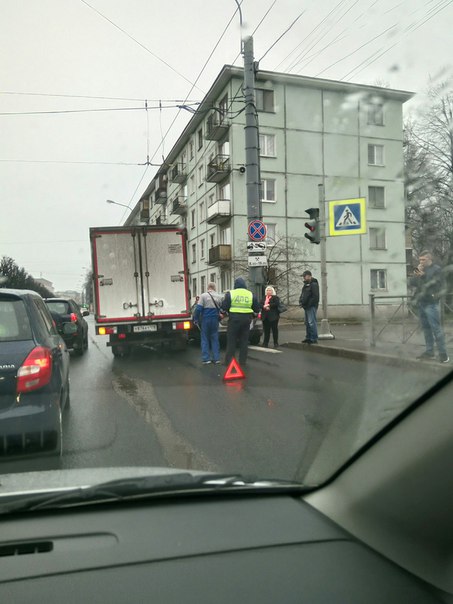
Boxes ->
[1,0,452,292]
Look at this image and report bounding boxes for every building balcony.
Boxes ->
[170,162,187,184]
[207,199,231,224]
[205,111,230,141]
[208,244,232,265]
[171,195,188,215]
[206,154,231,183]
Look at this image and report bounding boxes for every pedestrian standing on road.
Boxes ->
[221,277,260,367]
[193,282,223,365]
[409,251,449,363]
[261,285,280,348]
[299,270,319,344]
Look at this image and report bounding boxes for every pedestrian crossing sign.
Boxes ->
[328,198,367,236]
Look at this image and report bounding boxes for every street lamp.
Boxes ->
[106,199,131,209]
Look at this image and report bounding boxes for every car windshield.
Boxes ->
[0,0,452,491]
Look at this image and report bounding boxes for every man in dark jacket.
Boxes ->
[221,277,260,367]
[409,251,448,363]
[299,270,320,344]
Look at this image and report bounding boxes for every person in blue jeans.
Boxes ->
[193,283,223,365]
[410,251,449,363]
[299,270,319,344]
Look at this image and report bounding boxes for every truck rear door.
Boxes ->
[141,228,189,319]
[91,230,142,322]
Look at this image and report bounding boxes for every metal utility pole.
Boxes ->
[242,35,264,298]
[318,184,334,340]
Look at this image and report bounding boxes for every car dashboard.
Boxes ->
[0,492,445,603]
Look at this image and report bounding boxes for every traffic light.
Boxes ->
[304,208,320,244]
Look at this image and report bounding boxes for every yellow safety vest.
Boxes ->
[229,288,253,314]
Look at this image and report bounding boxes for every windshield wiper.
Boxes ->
[0,472,308,514]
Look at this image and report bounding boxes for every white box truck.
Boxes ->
[90,225,191,356]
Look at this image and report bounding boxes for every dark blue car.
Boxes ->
[0,289,70,459]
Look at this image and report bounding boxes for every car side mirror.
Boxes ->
[81,310,89,317]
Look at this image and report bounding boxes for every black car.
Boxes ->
[44,298,89,356]
[0,289,70,458]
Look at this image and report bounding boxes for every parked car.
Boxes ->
[189,295,262,346]
[0,289,70,458]
[44,298,89,356]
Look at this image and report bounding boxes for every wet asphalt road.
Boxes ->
[3,318,436,483]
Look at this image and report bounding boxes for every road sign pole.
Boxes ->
[243,36,264,298]
[318,184,334,340]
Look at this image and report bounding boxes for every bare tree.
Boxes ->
[404,79,453,263]
[231,235,309,302]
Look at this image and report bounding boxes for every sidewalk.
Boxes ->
[279,318,453,375]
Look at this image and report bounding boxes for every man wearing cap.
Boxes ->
[299,270,320,344]
[221,277,260,367]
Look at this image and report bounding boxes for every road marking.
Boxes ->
[248,346,282,353]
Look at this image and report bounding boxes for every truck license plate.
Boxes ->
[133,325,157,333]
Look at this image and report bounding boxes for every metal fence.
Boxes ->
[369,294,418,347]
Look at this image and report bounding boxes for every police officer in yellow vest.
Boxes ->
[221,277,260,367]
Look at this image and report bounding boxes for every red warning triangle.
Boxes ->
[223,358,246,381]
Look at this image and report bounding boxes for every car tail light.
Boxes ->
[70,312,77,322]
[17,347,53,393]
[98,326,117,335]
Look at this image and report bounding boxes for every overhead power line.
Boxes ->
[258,9,305,64]
[148,3,243,165]
[0,102,200,117]
[0,91,200,103]
[0,159,160,166]
[79,0,205,94]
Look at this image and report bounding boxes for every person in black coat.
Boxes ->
[261,285,280,348]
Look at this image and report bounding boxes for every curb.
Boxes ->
[283,341,450,375]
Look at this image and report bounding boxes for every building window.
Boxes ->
[201,275,206,293]
[259,134,276,157]
[367,103,384,126]
[200,201,205,222]
[219,182,230,200]
[210,272,216,284]
[190,209,196,229]
[260,178,276,203]
[219,94,228,119]
[368,186,385,209]
[218,140,230,156]
[256,88,274,112]
[368,144,384,166]
[369,227,386,250]
[221,270,231,292]
[370,269,387,290]
[220,226,231,245]
[265,223,276,246]
[197,128,203,150]
[198,165,203,187]
[189,140,194,160]
[189,175,195,195]
[192,278,197,298]
[208,193,215,207]
[210,233,215,247]
[191,243,196,264]
[200,238,205,259]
